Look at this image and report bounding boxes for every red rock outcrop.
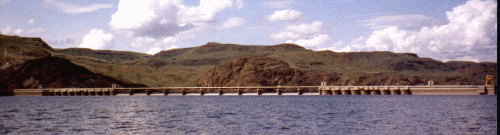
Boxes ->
[203,57,341,86]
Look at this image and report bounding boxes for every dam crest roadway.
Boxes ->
[14,82,497,96]
[13,75,497,96]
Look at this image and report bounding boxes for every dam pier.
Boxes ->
[13,84,496,96]
[13,76,496,96]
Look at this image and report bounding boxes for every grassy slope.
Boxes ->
[0,34,52,61]
[1,34,496,87]
[55,48,150,63]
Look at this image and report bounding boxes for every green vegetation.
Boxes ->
[0,34,52,61]
[55,48,151,63]
[0,34,496,88]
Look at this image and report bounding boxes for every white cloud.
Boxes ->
[270,32,300,41]
[131,37,156,47]
[165,46,178,50]
[222,17,245,29]
[270,21,330,47]
[26,28,45,34]
[27,19,35,24]
[359,14,446,30]
[262,0,296,8]
[0,27,11,34]
[320,36,365,52]
[110,0,241,53]
[270,21,324,41]
[335,0,497,62]
[162,25,208,45]
[47,38,75,47]
[291,34,330,47]
[235,0,244,9]
[110,0,236,39]
[1,27,45,35]
[333,40,344,47]
[285,21,322,35]
[45,0,113,14]
[146,47,162,55]
[130,24,208,50]
[267,9,302,22]
[178,0,233,25]
[13,29,23,35]
[79,29,114,50]
[146,46,178,55]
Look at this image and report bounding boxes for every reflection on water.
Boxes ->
[0,96,496,134]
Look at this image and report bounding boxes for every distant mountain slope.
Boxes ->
[148,42,311,67]
[0,34,52,60]
[203,57,342,87]
[203,57,496,86]
[55,48,150,63]
[0,56,146,95]
[0,34,496,89]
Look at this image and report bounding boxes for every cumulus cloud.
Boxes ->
[359,14,446,30]
[289,34,330,47]
[13,29,23,35]
[1,27,13,34]
[146,45,178,55]
[47,38,75,47]
[131,37,156,47]
[270,21,324,40]
[262,0,296,8]
[27,19,35,24]
[222,17,245,29]
[130,24,209,50]
[267,9,302,22]
[178,0,233,25]
[109,0,232,37]
[1,27,45,35]
[79,29,114,50]
[45,0,112,14]
[109,0,240,49]
[235,0,244,9]
[270,21,330,47]
[146,47,162,55]
[335,0,497,62]
[26,28,45,34]
[320,36,365,52]
[162,25,208,45]
[109,0,242,55]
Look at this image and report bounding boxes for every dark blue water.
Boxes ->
[0,96,496,134]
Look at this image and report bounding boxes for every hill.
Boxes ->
[0,34,52,60]
[0,34,497,92]
[0,56,146,96]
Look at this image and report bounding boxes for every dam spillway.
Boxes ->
[13,85,496,96]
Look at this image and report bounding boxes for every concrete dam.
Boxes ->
[13,75,497,96]
[13,84,496,96]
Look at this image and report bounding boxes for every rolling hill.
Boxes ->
[0,34,496,95]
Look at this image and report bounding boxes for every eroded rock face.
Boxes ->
[203,57,341,86]
[203,57,495,87]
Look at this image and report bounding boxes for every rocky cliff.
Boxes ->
[203,57,342,86]
[203,57,496,87]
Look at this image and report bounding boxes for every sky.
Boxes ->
[0,0,497,62]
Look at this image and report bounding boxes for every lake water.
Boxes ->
[0,96,496,134]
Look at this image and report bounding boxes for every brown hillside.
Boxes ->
[203,57,342,87]
[1,35,496,88]
[0,56,146,95]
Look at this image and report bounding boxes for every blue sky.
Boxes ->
[0,0,497,62]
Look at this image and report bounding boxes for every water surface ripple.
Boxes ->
[0,96,496,134]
